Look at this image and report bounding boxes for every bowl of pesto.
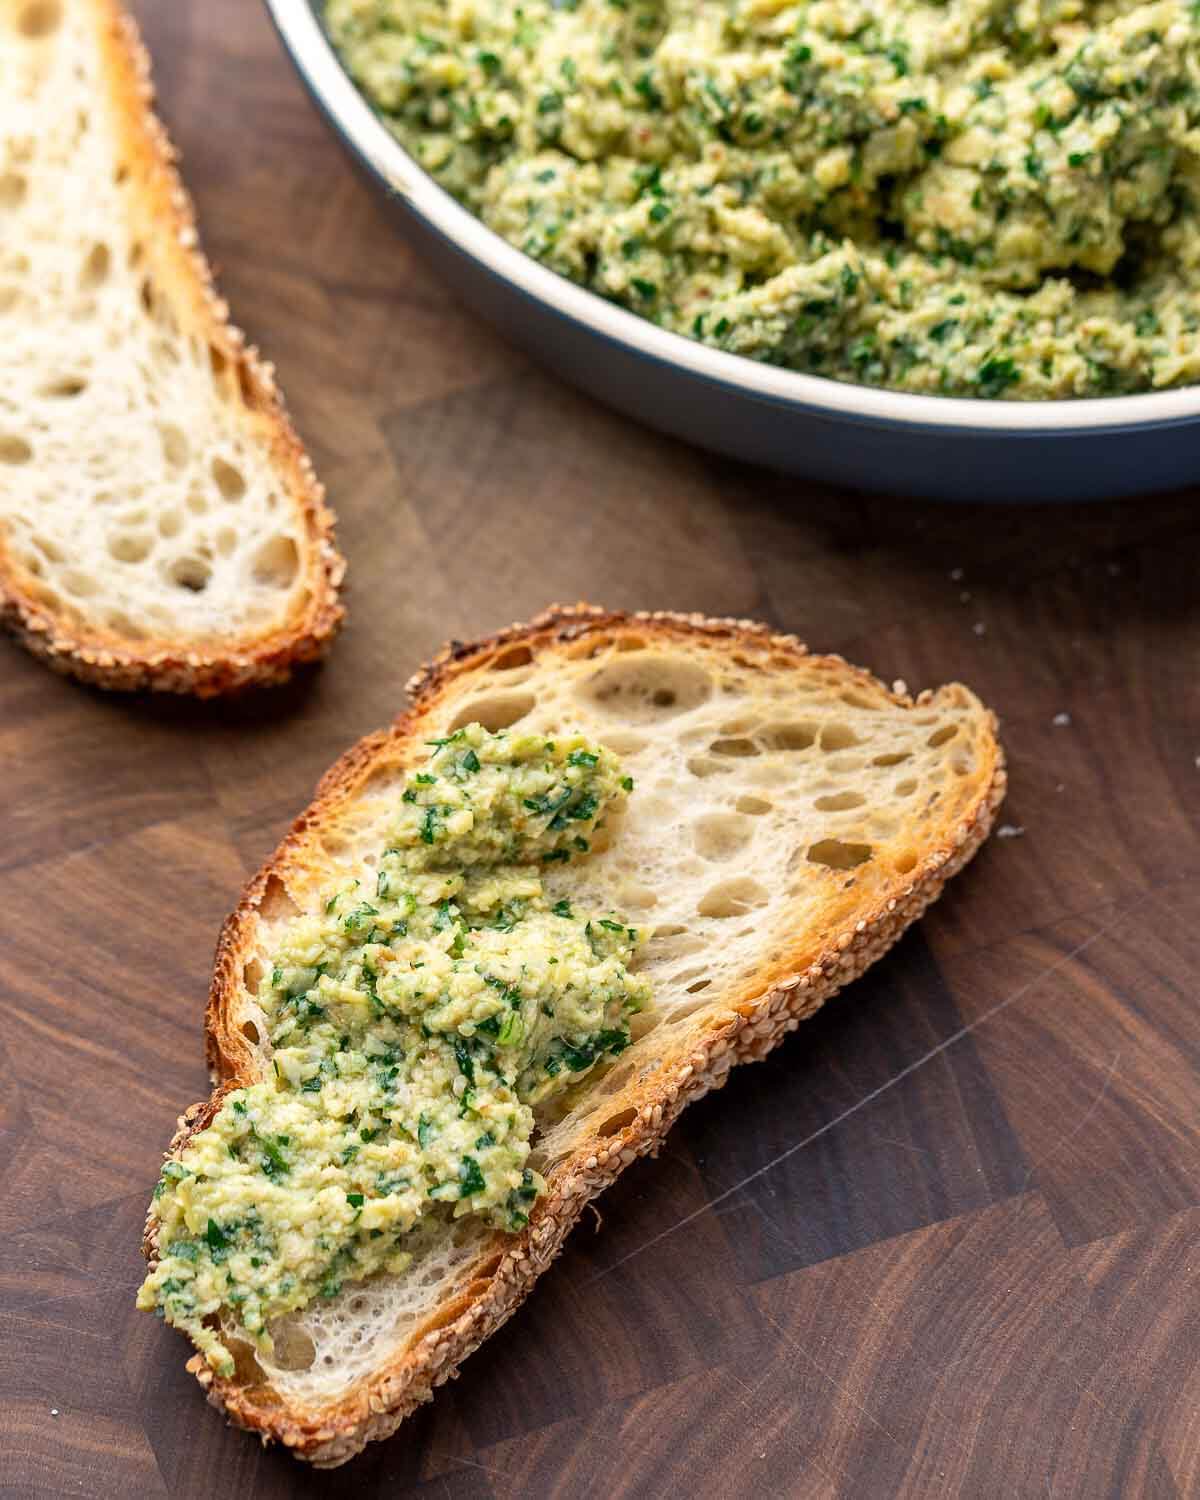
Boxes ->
[267,0,1200,500]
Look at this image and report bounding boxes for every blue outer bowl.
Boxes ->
[266,0,1200,502]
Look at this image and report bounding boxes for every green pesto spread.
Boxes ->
[327,0,1200,398]
[138,724,649,1376]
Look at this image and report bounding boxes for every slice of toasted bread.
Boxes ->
[144,605,1005,1463]
[0,0,344,694]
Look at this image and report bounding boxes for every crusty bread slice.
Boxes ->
[0,0,343,694]
[145,605,1005,1463]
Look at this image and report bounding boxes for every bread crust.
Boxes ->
[147,605,1005,1461]
[0,0,345,695]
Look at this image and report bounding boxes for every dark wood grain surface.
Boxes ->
[3,2,1199,1495]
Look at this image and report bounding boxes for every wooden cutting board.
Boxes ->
[2,2,1198,1495]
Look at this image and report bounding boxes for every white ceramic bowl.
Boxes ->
[267,0,1200,502]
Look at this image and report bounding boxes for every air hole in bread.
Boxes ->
[594,1060,635,1096]
[596,1106,637,1137]
[0,285,19,313]
[693,813,753,862]
[685,978,712,994]
[17,0,61,36]
[928,725,958,747]
[0,435,32,464]
[139,278,155,316]
[840,690,880,710]
[616,636,647,652]
[0,173,27,211]
[159,423,188,467]
[358,764,402,798]
[80,241,110,289]
[211,456,246,501]
[41,374,87,398]
[62,569,96,598]
[209,343,228,379]
[761,722,816,751]
[242,952,263,990]
[489,645,533,671]
[814,790,866,812]
[717,715,759,736]
[874,751,911,767]
[589,826,615,856]
[224,1336,267,1385]
[448,693,536,733]
[423,1294,475,1333]
[34,535,63,564]
[103,610,143,639]
[736,795,773,815]
[260,874,300,923]
[563,634,610,660]
[894,851,918,875]
[819,723,860,751]
[582,656,711,722]
[895,779,918,797]
[952,756,972,777]
[600,730,648,756]
[709,737,758,758]
[807,839,873,871]
[237,361,262,410]
[241,1018,260,1045]
[156,510,182,540]
[687,756,731,779]
[216,526,237,557]
[169,556,211,593]
[266,1320,315,1371]
[698,877,769,919]
[254,534,299,590]
[616,883,657,910]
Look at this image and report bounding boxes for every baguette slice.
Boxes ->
[0,0,344,694]
[146,605,1005,1463]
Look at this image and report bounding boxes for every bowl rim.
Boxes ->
[267,0,1200,436]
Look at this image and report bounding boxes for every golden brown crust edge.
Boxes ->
[151,605,1005,1461]
[0,0,345,696]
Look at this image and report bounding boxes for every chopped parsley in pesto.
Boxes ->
[327,0,1200,398]
[138,725,649,1377]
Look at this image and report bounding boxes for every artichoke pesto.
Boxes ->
[139,725,649,1377]
[327,0,1200,398]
